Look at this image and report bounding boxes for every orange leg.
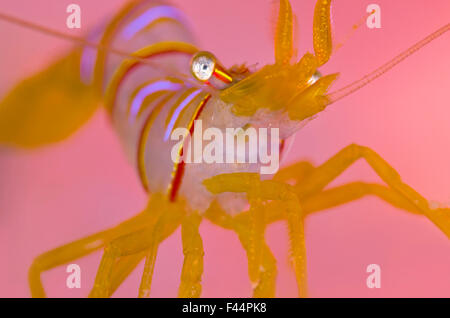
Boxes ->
[90,195,185,298]
[204,173,308,297]
[291,144,450,237]
[29,208,156,298]
[204,201,277,298]
[178,213,204,298]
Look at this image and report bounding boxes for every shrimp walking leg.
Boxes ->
[302,182,421,215]
[203,173,308,297]
[94,202,185,298]
[203,179,435,297]
[294,144,450,238]
[103,252,147,297]
[178,213,204,298]
[90,228,154,298]
[205,202,277,298]
[301,183,450,240]
[28,204,161,298]
[91,196,185,298]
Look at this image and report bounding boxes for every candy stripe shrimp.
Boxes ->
[0,0,448,298]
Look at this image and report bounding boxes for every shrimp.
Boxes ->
[0,0,448,298]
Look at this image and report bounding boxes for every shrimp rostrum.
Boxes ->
[0,0,449,297]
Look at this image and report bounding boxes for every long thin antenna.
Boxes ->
[326,23,450,105]
[333,9,375,53]
[0,11,214,93]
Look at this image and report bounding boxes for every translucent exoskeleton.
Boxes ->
[0,0,449,297]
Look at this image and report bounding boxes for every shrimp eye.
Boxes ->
[191,51,216,81]
[190,51,233,90]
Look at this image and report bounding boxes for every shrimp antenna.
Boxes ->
[0,11,213,93]
[333,9,376,54]
[326,23,450,105]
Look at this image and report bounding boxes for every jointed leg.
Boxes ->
[202,144,450,298]
[98,200,186,298]
[90,228,157,298]
[203,157,448,298]
[203,181,427,296]
[205,201,277,298]
[235,212,277,298]
[140,200,186,297]
[292,144,450,237]
[204,173,308,297]
[138,237,160,298]
[91,195,185,298]
[104,252,147,297]
[301,182,421,216]
[244,181,424,229]
[178,213,204,298]
[246,199,266,286]
[29,206,158,298]
[273,161,315,184]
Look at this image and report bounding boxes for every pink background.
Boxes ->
[0,0,449,297]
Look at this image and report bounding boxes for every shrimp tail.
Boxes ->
[0,49,100,148]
